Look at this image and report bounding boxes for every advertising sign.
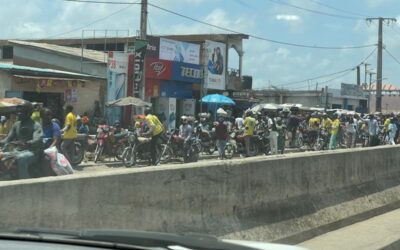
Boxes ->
[107,51,129,124]
[171,61,203,83]
[205,40,226,90]
[146,36,160,58]
[158,97,176,131]
[133,39,148,97]
[145,58,172,80]
[341,83,363,97]
[182,99,196,116]
[159,38,200,65]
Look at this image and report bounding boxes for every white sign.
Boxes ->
[158,97,176,131]
[205,40,226,90]
[182,99,196,116]
[159,38,200,65]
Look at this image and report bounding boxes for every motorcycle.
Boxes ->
[224,129,268,159]
[195,124,216,154]
[161,129,201,163]
[121,131,152,167]
[94,125,128,163]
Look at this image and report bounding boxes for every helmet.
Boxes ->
[144,108,152,115]
[114,120,121,127]
[181,115,188,122]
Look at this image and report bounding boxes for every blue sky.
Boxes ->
[1,0,400,90]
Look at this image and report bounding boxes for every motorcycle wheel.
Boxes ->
[122,146,136,168]
[207,142,216,155]
[115,144,125,161]
[264,143,271,155]
[70,141,84,166]
[159,144,171,164]
[224,144,234,159]
[94,144,104,163]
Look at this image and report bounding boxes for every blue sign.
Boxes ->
[171,62,202,83]
[160,81,193,98]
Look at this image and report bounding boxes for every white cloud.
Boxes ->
[366,0,394,8]
[276,47,290,58]
[276,15,300,21]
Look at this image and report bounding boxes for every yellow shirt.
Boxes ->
[63,112,77,139]
[384,118,390,132]
[31,111,41,124]
[321,118,332,131]
[145,114,163,136]
[243,116,256,136]
[308,117,320,129]
[331,119,340,135]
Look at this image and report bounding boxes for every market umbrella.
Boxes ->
[201,94,235,105]
[0,97,25,108]
[251,103,278,112]
[106,96,152,107]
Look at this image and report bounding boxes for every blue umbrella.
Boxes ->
[201,94,235,105]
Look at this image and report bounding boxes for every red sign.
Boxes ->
[145,58,172,80]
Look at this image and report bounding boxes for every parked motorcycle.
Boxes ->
[94,125,128,163]
[161,129,201,163]
[224,129,269,159]
[195,124,216,154]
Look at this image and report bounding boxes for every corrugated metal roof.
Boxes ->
[8,40,107,63]
[0,63,102,79]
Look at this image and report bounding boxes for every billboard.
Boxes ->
[159,38,200,65]
[341,83,363,97]
[205,40,226,90]
[107,51,129,124]
[146,36,160,58]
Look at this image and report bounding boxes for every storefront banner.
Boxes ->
[64,88,78,103]
[107,51,129,124]
[133,39,148,97]
[158,97,176,131]
[159,38,200,65]
[182,99,196,116]
[205,40,226,90]
[145,58,172,80]
[160,81,193,99]
[146,36,160,58]
[171,61,203,83]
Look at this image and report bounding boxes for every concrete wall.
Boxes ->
[1,146,400,243]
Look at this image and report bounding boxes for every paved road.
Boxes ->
[74,148,304,175]
[299,209,400,250]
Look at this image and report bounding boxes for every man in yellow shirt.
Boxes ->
[308,113,320,129]
[144,108,164,165]
[329,113,340,150]
[320,113,332,134]
[61,105,77,165]
[243,110,256,157]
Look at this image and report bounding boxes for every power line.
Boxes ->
[384,47,400,65]
[266,0,362,20]
[148,3,376,50]
[273,47,377,87]
[64,0,137,4]
[47,0,140,38]
[306,0,369,18]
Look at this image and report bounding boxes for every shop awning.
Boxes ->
[13,75,87,82]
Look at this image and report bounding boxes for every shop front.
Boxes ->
[0,65,105,124]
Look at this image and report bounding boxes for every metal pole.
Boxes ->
[356,66,360,86]
[376,17,383,112]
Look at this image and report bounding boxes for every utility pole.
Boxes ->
[363,63,370,87]
[356,65,360,86]
[366,17,397,112]
[140,0,147,40]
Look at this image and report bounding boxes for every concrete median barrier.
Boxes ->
[1,146,400,243]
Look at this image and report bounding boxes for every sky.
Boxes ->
[1,0,400,90]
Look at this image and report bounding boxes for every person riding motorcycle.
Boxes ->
[0,101,43,179]
[178,116,193,156]
[143,108,164,166]
[41,108,61,149]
